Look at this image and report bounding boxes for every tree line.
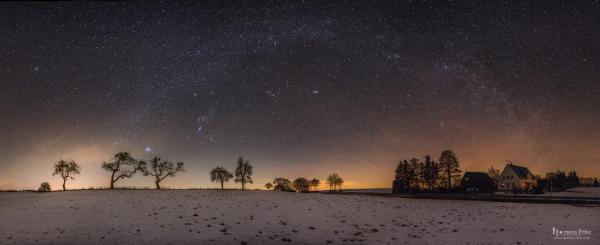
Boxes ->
[393,150,461,193]
[537,170,599,192]
[391,150,599,194]
[42,152,345,192]
[262,173,343,192]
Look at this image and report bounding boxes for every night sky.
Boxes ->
[1,1,599,190]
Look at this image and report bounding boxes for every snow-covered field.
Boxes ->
[540,187,600,198]
[1,190,598,245]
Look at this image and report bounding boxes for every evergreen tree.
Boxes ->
[393,160,412,192]
[408,158,421,190]
[422,155,439,190]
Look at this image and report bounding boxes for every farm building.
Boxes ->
[460,172,495,193]
[498,163,537,191]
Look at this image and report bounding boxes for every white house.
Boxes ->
[498,163,537,191]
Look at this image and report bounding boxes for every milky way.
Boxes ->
[1,1,599,189]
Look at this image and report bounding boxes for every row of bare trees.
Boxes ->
[209,157,253,190]
[47,153,341,192]
[262,173,342,192]
[50,152,186,191]
[326,173,344,192]
[48,154,257,191]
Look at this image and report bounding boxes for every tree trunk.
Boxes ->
[62,179,66,191]
[221,181,224,190]
[447,167,451,190]
[110,171,116,189]
[156,180,161,189]
[241,181,245,190]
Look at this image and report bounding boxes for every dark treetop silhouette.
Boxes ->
[488,166,501,187]
[234,157,253,190]
[393,151,461,193]
[101,152,143,189]
[210,166,233,190]
[310,178,320,191]
[292,177,310,192]
[439,150,461,190]
[38,181,51,192]
[52,159,81,191]
[272,177,291,191]
[326,173,344,192]
[140,156,185,189]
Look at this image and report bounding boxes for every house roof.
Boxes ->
[506,164,533,178]
[462,172,493,182]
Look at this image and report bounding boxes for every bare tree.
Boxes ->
[101,152,142,189]
[235,157,253,190]
[52,160,81,191]
[292,177,310,192]
[210,166,233,190]
[335,176,344,192]
[264,182,273,190]
[439,150,461,190]
[326,173,336,191]
[140,156,185,189]
[327,173,342,192]
[272,178,291,191]
[487,166,501,188]
[310,178,320,191]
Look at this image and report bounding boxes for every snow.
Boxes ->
[539,187,600,198]
[1,190,598,244]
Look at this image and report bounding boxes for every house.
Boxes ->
[498,163,537,191]
[460,172,496,193]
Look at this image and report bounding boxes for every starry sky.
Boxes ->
[1,1,599,190]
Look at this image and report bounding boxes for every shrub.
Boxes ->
[38,182,51,192]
